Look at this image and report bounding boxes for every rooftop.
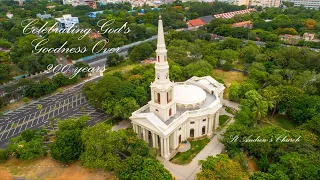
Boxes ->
[199,15,214,24]
[187,18,206,27]
[174,84,206,107]
[165,90,216,125]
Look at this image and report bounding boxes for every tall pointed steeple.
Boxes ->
[156,15,166,51]
[149,15,177,122]
[154,14,169,84]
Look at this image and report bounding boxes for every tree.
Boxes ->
[37,104,43,110]
[0,64,11,83]
[115,155,173,180]
[305,19,316,30]
[262,86,279,118]
[241,45,260,63]
[229,82,241,102]
[217,37,242,51]
[0,148,9,163]
[129,43,154,62]
[73,62,91,78]
[16,139,47,160]
[298,114,320,136]
[80,123,122,171]
[248,62,269,83]
[113,97,140,119]
[242,90,268,126]
[107,53,124,66]
[197,154,249,180]
[268,152,320,180]
[184,60,213,78]
[250,171,289,180]
[50,129,84,163]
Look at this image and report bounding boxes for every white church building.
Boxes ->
[130,16,225,160]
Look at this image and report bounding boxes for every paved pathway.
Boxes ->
[222,99,240,111]
[158,102,240,180]
[112,119,131,131]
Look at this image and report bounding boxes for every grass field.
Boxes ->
[271,115,297,130]
[212,69,247,99]
[219,115,230,126]
[104,61,139,75]
[260,115,297,131]
[225,107,235,115]
[170,138,210,165]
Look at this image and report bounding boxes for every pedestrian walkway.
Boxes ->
[222,99,240,110]
[112,119,131,131]
[158,114,235,180]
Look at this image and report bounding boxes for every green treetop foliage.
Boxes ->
[115,155,173,180]
[197,154,249,180]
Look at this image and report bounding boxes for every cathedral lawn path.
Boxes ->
[158,100,239,180]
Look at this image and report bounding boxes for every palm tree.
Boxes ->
[263,87,279,118]
[252,101,268,126]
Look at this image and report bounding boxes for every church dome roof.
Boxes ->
[174,84,206,108]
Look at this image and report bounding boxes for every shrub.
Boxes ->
[0,148,9,163]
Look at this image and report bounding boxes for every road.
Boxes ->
[0,35,157,92]
[0,76,108,148]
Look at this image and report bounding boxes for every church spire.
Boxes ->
[157,14,166,51]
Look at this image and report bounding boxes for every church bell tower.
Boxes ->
[149,15,176,122]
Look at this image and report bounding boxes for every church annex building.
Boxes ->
[130,16,225,160]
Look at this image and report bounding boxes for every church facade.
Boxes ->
[130,16,225,160]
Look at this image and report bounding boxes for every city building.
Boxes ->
[63,0,83,6]
[187,18,206,30]
[88,11,104,18]
[219,0,280,7]
[36,13,52,20]
[303,32,315,41]
[214,8,255,19]
[280,34,301,45]
[199,15,214,24]
[6,12,13,19]
[284,0,320,9]
[232,20,253,29]
[130,16,225,159]
[84,0,97,9]
[55,14,79,30]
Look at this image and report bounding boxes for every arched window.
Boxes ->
[158,56,160,62]
[169,108,172,116]
[164,55,167,61]
[190,129,194,137]
[202,126,206,135]
[178,135,181,143]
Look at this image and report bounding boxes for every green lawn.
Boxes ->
[170,138,210,165]
[219,115,230,126]
[272,115,297,130]
[104,60,139,75]
[225,107,234,115]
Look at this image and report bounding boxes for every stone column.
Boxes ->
[160,137,164,157]
[172,132,176,149]
[145,129,149,143]
[215,113,219,129]
[152,133,156,148]
[207,116,212,135]
[165,137,170,158]
[133,124,137,133]
[155,135,158,148]
[142,127,146,141]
